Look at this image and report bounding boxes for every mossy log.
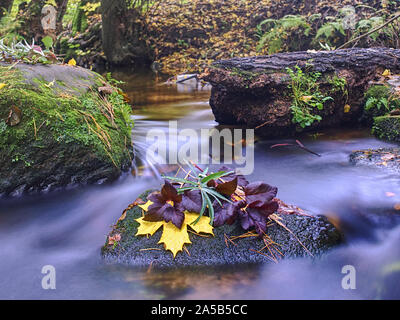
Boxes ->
[201,48,400,137]
[0,63,133,197]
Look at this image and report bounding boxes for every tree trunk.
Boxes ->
[101,0,149,65]
[55,0,68,34]
[201,48,400,137]
[0,0,13,19]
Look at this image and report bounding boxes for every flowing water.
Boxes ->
[1,68,400,299]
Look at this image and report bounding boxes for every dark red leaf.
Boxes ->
[244,182,277,208]
[216,177,238,196]
[161,180,182,203]
[181,189,202,213]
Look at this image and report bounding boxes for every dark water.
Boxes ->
[1,69,400,299]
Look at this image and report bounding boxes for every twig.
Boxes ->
[270,139,321,157]
[338,13,400,49]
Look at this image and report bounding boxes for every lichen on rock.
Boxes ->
[0,63,133,197]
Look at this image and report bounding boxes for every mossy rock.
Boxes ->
[0,63,133,197]
[102,191,343,269]
[372,115,400,142]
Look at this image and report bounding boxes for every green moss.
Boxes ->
[102,190,154,254]
[0,66,133,170]
[228,67,259,81]
[372,115,400,142]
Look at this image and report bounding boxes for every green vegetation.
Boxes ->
[0,66,133,169]
[287,66,333,128]
[256,7,400,54]
[256,15,311,53]
[364,85,400,120]
[162,162,235,226]
[372,115,400,142]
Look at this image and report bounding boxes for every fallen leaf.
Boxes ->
[344,104,351,113]
[136,217,164,236]
[158,221,192,257]
[382,69,391,77]
[98,86,114,95]
[6,106,22,126]
[381,154,395,161]
[186,212,214,235]
[138,200,153,211]
[135,202,214,257]
[68,58,77,66]
[108,233,121,245]
[300,95,313,102]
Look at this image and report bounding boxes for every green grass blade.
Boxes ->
[203,192,214,225]
[162,176,197,186]
[191,190,207,226]
[203,188,232,203]
[200,171,226,184]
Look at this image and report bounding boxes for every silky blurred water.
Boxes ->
[1,68,400,299]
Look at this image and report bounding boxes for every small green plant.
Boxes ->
[0,38,58,64]
[162,161,234,225]
[177,39,189,48]
[364,85,400,119]
[329,75,347,93]
[315,18,346,46]
[105,72,125,87]
[287,66,333,128]
[256,15,311,53]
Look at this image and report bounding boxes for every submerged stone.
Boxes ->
[102,191,343,269]
[350,147,400,174]
[0,63,133,197]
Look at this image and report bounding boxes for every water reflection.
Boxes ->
[1,69,400,299]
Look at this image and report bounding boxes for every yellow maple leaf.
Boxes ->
[185,212,214,235]
[135,201,214,257]
[68,58,77,66]
[136,217,164,236]
[0,83,6,90]
[158,221,192,257]
[138,200,153,211]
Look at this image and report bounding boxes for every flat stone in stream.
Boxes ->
[102,191,342,269]
[350,148,400,174]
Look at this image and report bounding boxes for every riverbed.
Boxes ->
[0,69,400,299]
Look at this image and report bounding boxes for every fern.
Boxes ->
[256,15,311,53]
